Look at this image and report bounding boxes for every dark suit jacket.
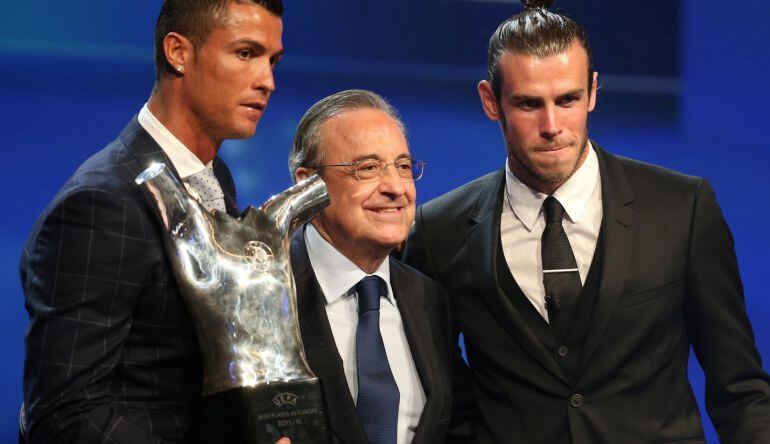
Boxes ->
[403,144,770,443]
[290,227,472,444]
[20,118,237,443]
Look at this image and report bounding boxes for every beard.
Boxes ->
[502,122,590,187]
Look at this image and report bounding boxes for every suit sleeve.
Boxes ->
[405,206,480,442]
[439,286,481,444]
[403,205,439,280]
[685,179,770,441]
[21,188,162,444]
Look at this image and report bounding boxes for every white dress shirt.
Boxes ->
[304,224,426,444]
[500,143,603,322]
[137,104,213,201]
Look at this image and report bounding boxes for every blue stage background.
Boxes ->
[2,1,768,442]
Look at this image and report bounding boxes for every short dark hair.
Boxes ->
[289,89,406,182]
[487,0,593,98]
[153,0,283,82]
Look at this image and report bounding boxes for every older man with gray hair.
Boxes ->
[287,89,473,444]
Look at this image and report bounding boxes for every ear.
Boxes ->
[294,167,313,183]
[477,80,500,121]
[163,32,193,74]
[587,71,598,112]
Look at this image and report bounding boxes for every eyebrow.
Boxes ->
[558,88,585,98]
[509,88,585,102]
[349,153,412,163]
[233,38,285,58]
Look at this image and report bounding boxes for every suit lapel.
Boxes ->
[291,228,368,444]
[576,146,636,375]
[389,259,437,442]
[466,169,567,382]
[120,116,183,180]
[212,156,239,216]
[122,116,240,216]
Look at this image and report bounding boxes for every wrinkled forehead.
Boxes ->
[320,109,410,160]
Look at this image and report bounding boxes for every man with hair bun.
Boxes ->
[403,1,770,442]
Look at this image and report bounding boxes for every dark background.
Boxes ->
[2,1,768,442]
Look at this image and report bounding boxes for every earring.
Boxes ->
[175,65,185,73]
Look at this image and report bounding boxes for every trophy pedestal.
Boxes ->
[195,378,330,443]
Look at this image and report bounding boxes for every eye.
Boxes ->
[558,95,580,107]
[517,100,540,111]
[395,160,413,171]
[237,49,253,60]
[356,161,380,173]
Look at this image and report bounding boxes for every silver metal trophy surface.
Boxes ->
[136,163,330,443]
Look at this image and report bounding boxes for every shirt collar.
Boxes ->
[137,103,210,179]
[304,223,395,306]
[504,141,601,231]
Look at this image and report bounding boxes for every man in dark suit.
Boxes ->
[20,1,284,442]
[402,1,770,443]
[288,90,472,443]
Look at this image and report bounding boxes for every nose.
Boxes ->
[539,104,561,141]
[377,163,407,197]
[253,59,276,94]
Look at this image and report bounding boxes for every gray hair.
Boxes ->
[289,89,405,182]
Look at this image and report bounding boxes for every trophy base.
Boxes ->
[194,378,330,444]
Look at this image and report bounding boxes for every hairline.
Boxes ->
[289,91,406,182]
[491,39,595,102]
[154,0,282,84]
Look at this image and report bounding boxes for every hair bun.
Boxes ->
[522,0,555,8]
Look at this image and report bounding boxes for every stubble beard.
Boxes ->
[504,126,590,187]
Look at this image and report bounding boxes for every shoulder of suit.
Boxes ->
[390,256,445,293]
[612,152,704,194]
[419,169,502,216]
[48,136,149,214]
[390,258,449,309]
[594,143,704,194]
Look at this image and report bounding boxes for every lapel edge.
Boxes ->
[576,145,637,376]
[291,228,368,443]
[465,169,569,383]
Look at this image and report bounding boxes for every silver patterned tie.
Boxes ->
[185,167,226,212]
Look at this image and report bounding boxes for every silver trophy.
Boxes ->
[136,163,330,443]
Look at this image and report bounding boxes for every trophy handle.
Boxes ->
[135,162,185,232]
[259,174,329,235]
[135,162,220,289]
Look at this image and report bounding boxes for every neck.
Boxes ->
[148,82,220,165]
[312,221,390,274]
[351,254,388,275]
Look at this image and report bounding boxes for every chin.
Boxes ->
[227,120,259,139]
[367,230,404,248]
[234,127,257,139]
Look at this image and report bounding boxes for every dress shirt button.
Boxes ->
[557,345,569,357]
[569,394,584,408]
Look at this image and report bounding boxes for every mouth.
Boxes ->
[535,144,569,152]
[367,207,403,215]
[241,102,266,112]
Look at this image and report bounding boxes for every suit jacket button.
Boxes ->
[569,394,584,408]
[557,345,569,357]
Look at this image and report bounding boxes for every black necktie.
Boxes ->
[541,196,582,331]
[355,276,399,444]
